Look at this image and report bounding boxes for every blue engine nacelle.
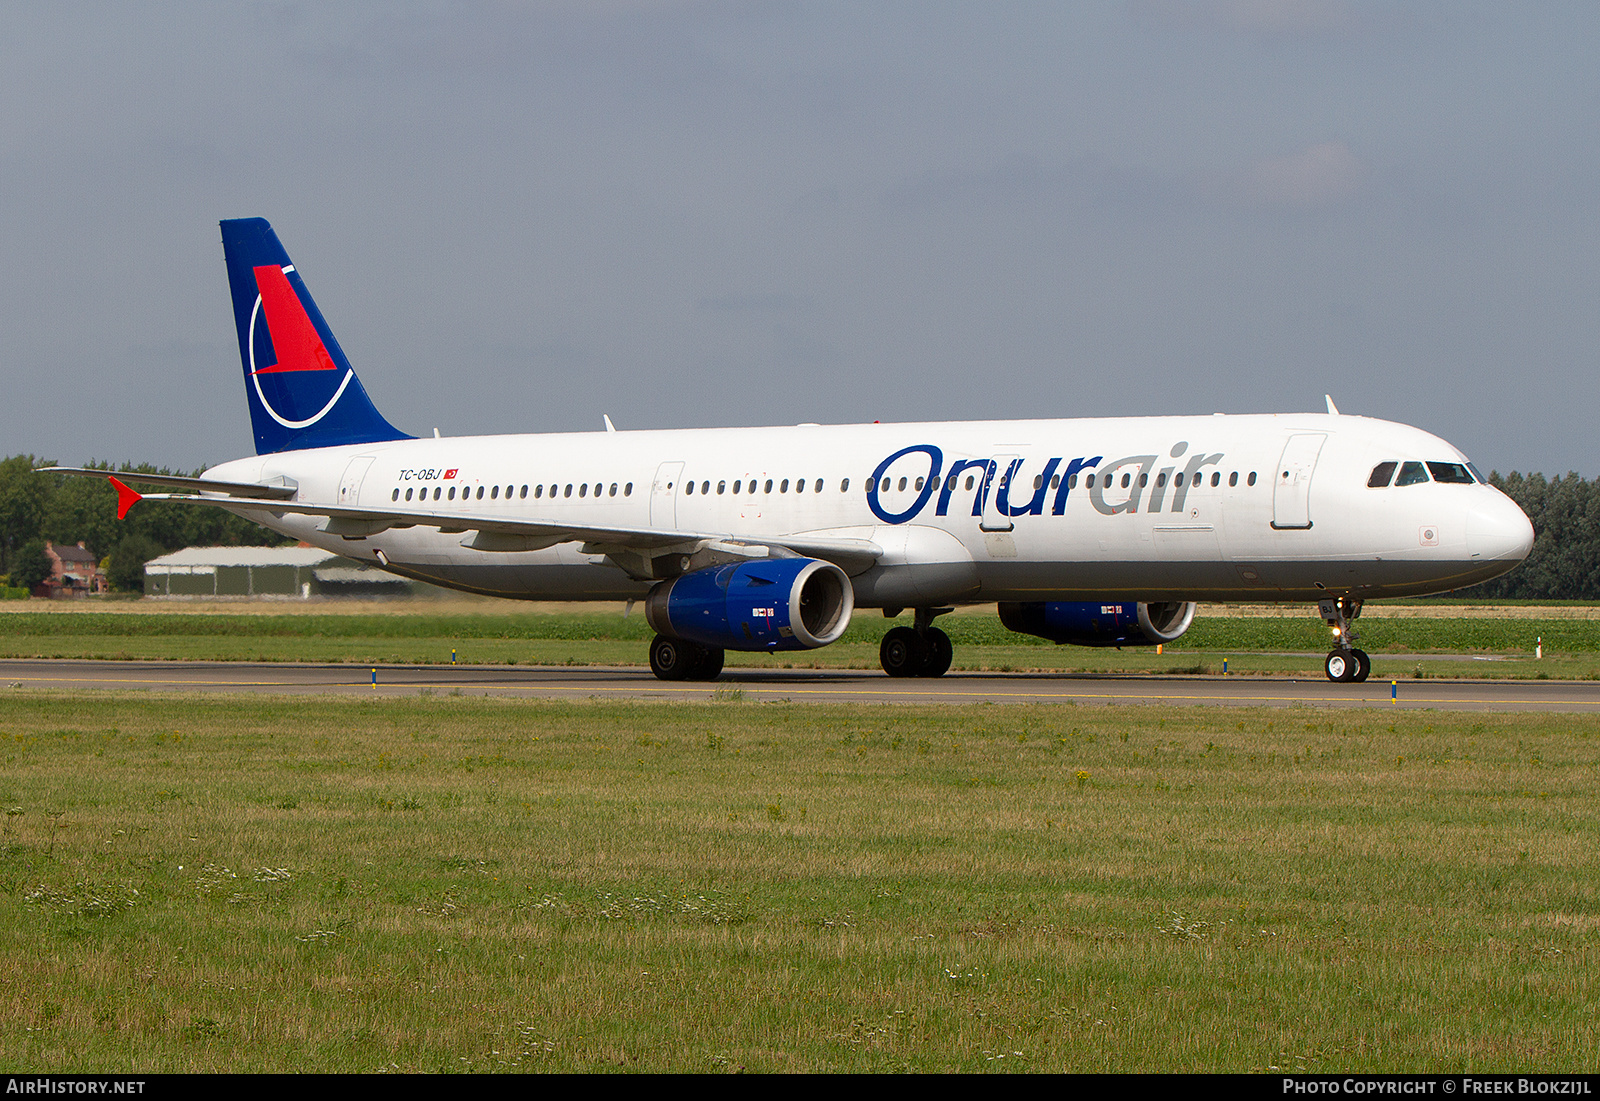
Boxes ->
[645,557,854,652]
[997,600,1197,647]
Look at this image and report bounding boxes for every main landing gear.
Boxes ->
[649,635,725,681]
[879,607,954,678]
[1319,597,1370,683]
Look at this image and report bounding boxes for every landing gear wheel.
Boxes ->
[918,628,953,678]
[880,626,928,677]
[650,635,695,681]
[692,646,725,681]
[1351,648,1370,683]
[1325,650,1356,683]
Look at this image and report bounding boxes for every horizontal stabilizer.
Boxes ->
[41,467,299,500]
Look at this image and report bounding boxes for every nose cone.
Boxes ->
[1467,491,1535,563]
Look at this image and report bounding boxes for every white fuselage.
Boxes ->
[202,412,1534,606]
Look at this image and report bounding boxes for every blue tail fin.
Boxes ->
[220,218,412,454]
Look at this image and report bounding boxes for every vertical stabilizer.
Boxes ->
[220,218,411,454]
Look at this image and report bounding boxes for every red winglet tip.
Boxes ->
[108,476,142,520]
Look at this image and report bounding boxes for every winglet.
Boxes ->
[108,476,143,520]
[1325,394,1340,415]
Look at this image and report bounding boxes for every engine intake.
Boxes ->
[646,558,854,652]
[998,600,1196,647]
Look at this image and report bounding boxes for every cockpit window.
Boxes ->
[1368,461,1397,488]
[1395,461,1429,487]
[1467,462,1487,484]
[1427,462,1475,484]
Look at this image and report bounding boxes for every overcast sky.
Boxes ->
[2,1,1595,475]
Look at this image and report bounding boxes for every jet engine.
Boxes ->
[645,557,854,652]
[997,600,1196,647]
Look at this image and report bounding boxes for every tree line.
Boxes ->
[1457,472,1600,599]
[0,453,1593,599]
[0,455,290,591]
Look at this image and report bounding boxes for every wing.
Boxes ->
[55,470,883,578]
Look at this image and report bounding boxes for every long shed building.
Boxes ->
[144,546,410,598]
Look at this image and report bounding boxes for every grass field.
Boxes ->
[0,603,1595,679]
[2,691,1597,1072]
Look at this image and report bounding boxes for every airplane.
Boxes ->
[49,218,1535,683]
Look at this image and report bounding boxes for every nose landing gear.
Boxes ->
[1319,597,1370,683]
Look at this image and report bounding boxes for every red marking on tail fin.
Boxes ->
[108,476,142,520]
[250,264,338,374]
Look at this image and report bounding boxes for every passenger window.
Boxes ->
[1138,473,1147,488]
[1121,473,1131,489]
[435,487,442,500]
[914,477,923,491]
[965,475,975,490]
[1228,472,1237,487]
[781,479,790,493]
[1156,473,1166,488]
[1247,472,1257,486]
[1368,462,1397,488]
[491,485,499,499]
[519,485,527,499]
[392,489,399,501]
[718,481,726,494]
[1085,474,1095,489]
[579,484,587,497]
[796,478,806,494]
[814,479,823,493]
[1395,461,1429,487]
[449,486,457,500]
[405,488,413,501]
[534,485,542,498]
[733,480,742,494]
[1210,472,1220,487]
[881,478,890,492]
[765,479,774,494]
[477,486,485,500]
[611,484,619,497]
[563,485,572,498]
[1068,474,1077,489]
[700,481,709,494]
[897,477,906,492]
[625,483,633,496]
[1427,462,1474,484]
[1051,474,1060,489]
[840,478,849,492]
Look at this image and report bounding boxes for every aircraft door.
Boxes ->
[979,454,1019,532]
[338,456,375,506]
[1271,434,1326,530]
[651,462,684,529]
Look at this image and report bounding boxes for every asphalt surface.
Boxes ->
[4,658,1599,711]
